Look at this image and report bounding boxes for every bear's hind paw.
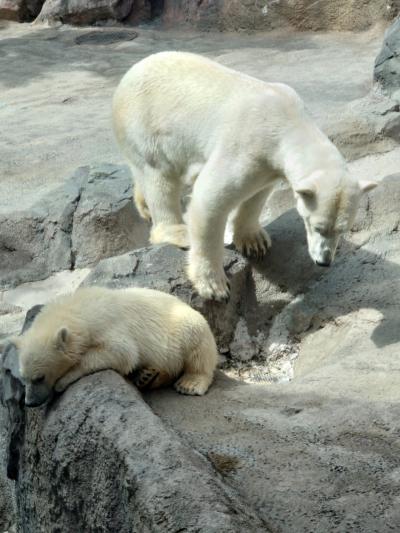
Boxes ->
[174,374,211,396]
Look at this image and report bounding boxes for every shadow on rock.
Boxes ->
[249,175,400,350]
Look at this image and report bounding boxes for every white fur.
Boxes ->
[112,51,377,300]
[11,287,218,404]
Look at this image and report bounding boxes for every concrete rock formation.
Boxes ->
[0,164,149,290]
[0,308,270,533]
[34,0,133,25]
[374,16,400,98]
[2,174,400,531]
[162,0,399,32]
[82,245,250,357]
[2,0,398,29]
[0,0,44,21]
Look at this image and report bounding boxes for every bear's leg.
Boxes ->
[133,182,151,221]
[54,347,138,392]
[140,168,188,249]
[174,329,218,396]
[187,157,261,300]
[233,186,273,259]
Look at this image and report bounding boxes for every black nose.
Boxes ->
[316,260,331,267]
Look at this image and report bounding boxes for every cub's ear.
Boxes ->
[55,327,70,352]
[359,180,378,193]
[294,179,317,200]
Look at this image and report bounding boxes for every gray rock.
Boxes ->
[0,308,269,532]
[162,0,398,32]
[374,16,400,97]
[0,164,149,290]
[83,244,251,355]
[144,173,400,532]
[0,0,44,21]
[34,0,135,24]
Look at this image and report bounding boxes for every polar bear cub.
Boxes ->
[112,51,377,301]
[5,287,218,406]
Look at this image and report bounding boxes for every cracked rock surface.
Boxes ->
[374,16,400,98]
[1,309,270,533]
[0,163,149,290]
[144,174,400,532]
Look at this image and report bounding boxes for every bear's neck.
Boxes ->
[275,120,345,188]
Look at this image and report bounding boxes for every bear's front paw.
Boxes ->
[190,269,230,302]
[233,227,271,259]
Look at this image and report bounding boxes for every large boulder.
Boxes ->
[0,309,269,532]
[162,0,399,32]
[33,0,149,24]
[0,0,44,21]
[0,164,149,290]
[374,16,400,99]
[82,244,250,357]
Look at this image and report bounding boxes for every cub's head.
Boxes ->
[7,327,77,407]
[294,171,377,267]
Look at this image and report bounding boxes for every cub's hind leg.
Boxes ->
[174,326,218,396]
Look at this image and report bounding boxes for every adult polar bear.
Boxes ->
[113,52,377,301]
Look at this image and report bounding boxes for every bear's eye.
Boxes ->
[314,226,327,237]
[32,375,45,385]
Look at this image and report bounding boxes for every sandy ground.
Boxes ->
[0,20,388,213]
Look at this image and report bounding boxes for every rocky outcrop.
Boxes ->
[82,245,250,357]
[162,0,399,32]
[374,16,400,99]
[34,0,132,24]
[0,309,269,533]
[0,0,44,21]
[1,174,399,532]
[0,164,149,290]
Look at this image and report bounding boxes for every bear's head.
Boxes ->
[5,327,78,407]
[294,170,378,267]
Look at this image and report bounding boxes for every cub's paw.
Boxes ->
[134,367,160,390]
[150,223,189,249]
[174,374,211,396]
[234,228,271,259]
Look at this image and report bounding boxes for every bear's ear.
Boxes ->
[294,179,317,200]
[359,180,378,194]
[55,327,69,352]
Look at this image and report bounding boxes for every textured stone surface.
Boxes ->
[146,174,400,532]
[374,16,400,98]
[0,164,149,290]
[83,244,250,356]
[0,0,44,21]
[34,0,134,24]
[0,309,269,533]
[0,306,41,533]
[163,0,399,31]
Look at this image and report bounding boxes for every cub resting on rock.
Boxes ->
[113,51,377,301]
[3,287,218,407]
